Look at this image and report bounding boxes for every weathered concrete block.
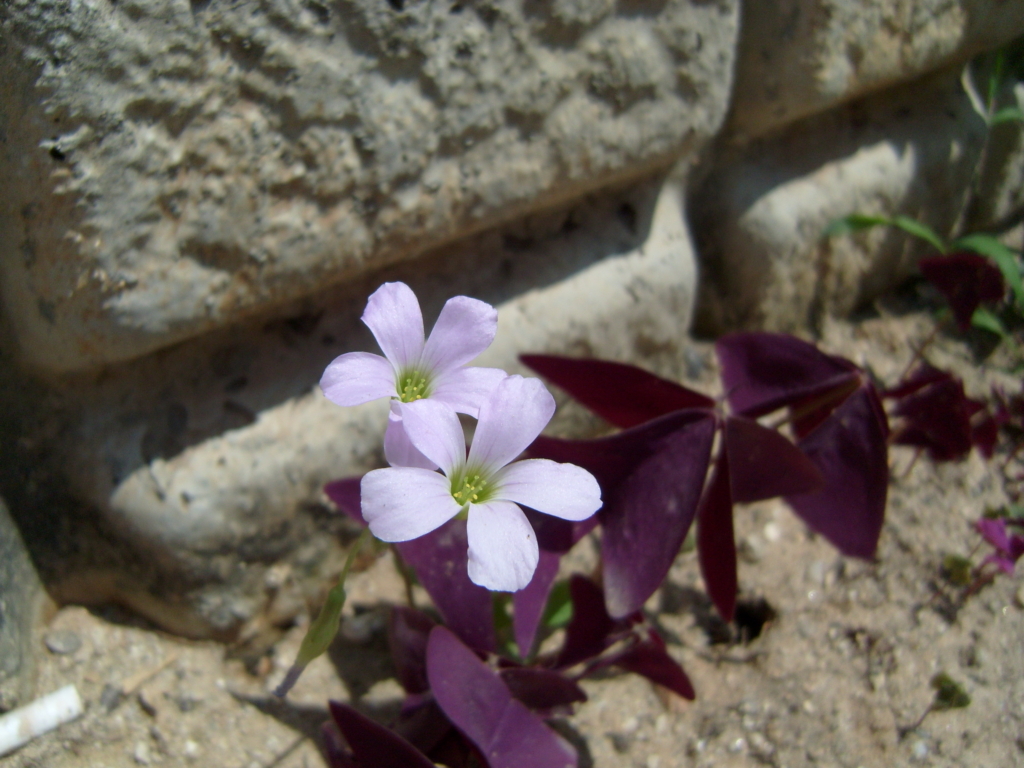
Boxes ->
[0,0,737,372]
[966,82,1024,231]
[693,67,988,335]
[729,0,1024,141]
[0,496,46,711]
[45,172,697,638]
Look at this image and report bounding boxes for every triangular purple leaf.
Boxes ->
[396,520,496,653]
[513,550,561,659]
[427,626,578,768]
[716,333,858,418]
[556,576,617,669]
[602,414,717,618]
[724,416,823,502]
[697,453,737,622]
[324,477,367,525]
[786,386,889,559]
[920,251,1006,330]
[614,629,695,700]
[499,668,588,712]
[521,354,714,428]
[887,366,977,461]
[528,410,716,495]
[388,607,436,695]
[328,701,437,768]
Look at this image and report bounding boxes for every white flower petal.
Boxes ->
[466,500,539,592]
[361,282,425,370]
[421,296,498,374]
[384,406,438,469]
[399,399,467,474]
[468,375,555,471]
[361,467,461,542]
[320,352,397,406]
[430,367,508,417]
[495,459,602,521]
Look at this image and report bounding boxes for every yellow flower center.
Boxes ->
[451,470,491,506]
[397,369,430,403]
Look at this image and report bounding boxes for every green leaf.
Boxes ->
[991,106,1024,126]
[954,233,1024,310]
[822,214,892,239]
[493,592,518,658]
[971,307,1008,337]
[541,580,574,629]
[941,554,973,587]
[987,50,1005,113]
[930,672,971,711]
[890,215,947,254]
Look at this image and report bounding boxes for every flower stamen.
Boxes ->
[397,369,430,403]
[451,471,489,506]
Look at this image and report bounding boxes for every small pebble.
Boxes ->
[44,629,82,655]
[911,739,929,760]
[100,683,124,712]
[133,740,151,765]
[728,737,747,754]
[646,756,661,768]
[184,739,200,759]
[763,522,782,542]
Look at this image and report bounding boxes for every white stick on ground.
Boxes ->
[0,684,84,757]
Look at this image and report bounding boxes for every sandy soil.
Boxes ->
[5,304,1024,768]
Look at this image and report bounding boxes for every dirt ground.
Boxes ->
[5,301,1024,768]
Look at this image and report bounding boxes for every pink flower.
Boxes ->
[320,282,506,469]
[360,375,603,591]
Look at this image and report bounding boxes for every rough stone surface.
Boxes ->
[728,0,1024,141]
[0,0,737,372]
[966,81,1024,231]
[34,172,697,638]
[0,495,46,711]
[693,67,988,336]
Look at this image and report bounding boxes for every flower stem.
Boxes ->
[274,526,373,697]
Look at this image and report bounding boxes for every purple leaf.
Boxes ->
[325,477,367,524]
[323,721,358,768]
[396,520,496,652]
[786,386,889,559]
[886,365,981,461]
[716,333,858,418]
[328,700,437,768]
[499,668,588,712]
[697,453,737,622]
[522,507,598,554]
[513,550,561,659]
[521,354,714,428]
[528,410,715,496]
[601,415,717,618]
[391,697,456,758]
[977,517,1024,573]
[724,416,823,502]
[388,607,436,695]
[556,576,617,669]
[426,626,578,768]
[554,578,695,700]
[919,251,1006,331]
[614,629,695,700]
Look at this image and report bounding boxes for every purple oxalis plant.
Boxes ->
[325,481,692,768]
[523,331,891,622]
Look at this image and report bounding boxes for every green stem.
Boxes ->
[274,526,373,697]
